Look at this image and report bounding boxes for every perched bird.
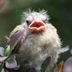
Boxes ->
[7,10,68,72]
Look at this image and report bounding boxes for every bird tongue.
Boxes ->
[29,21,45,33]
[30,21,44,27]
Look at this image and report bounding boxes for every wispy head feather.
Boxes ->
[21,9,49,23]
[39,9,49,20]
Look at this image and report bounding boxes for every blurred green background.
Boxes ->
[0,0,72,60]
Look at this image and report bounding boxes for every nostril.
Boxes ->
[26,20,31,25]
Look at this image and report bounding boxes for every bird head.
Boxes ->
[22,10,49,33]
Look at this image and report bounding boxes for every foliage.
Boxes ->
[0,45,19,72]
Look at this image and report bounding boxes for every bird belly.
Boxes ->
[16,29,61,71]
[16,34,50,70]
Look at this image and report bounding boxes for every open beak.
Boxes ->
[29,20,45,33]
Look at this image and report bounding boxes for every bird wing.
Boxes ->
[7,24,26,52]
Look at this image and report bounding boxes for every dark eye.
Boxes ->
[26,20,31,25]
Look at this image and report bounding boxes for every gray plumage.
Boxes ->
[8,10,68,72]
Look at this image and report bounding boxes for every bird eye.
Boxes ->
[26,20,31,25]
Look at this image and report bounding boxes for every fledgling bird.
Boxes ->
[7,10,68,72]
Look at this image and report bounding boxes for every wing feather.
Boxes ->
[8,25,26,52]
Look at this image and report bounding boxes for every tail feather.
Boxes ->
[58,46,69,54]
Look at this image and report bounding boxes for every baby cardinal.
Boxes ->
[8,10,68,72]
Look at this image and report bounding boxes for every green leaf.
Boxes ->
[7,55,15,63]
[4,45,11,56]
[0,63,4,72]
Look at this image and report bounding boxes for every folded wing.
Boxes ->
[8,25,26,52]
